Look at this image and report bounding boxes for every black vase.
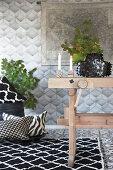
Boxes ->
[77,53,112,77]
[0,102,24,121]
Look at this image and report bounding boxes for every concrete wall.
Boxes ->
[0,0,113,124]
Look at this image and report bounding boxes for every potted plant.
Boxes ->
[61,20,103,64]
[61,20,111,77]
[0,58,39,110]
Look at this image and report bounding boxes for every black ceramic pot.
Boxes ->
[77,53,112,77]
[0,102,24,121]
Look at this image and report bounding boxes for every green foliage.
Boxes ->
[1,58,40,109]
[61,20,103,64]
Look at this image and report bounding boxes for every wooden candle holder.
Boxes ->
[68,70,74,77]
[56,70,62,78]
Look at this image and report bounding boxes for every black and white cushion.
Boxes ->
[0,77,26,120]
[28,111,47,137]
[0,116,33,142]
[0,76,26,103]
[2,112,19,120]
[2,111,47,137]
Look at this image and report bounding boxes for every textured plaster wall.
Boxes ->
[0,0,113,124]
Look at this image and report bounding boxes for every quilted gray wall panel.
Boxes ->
[0,0,113,124]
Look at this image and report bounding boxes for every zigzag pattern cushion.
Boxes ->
[2,112,20,120]
[0,77,26,103]
[29,111,47,137]
[0,116,33,142]
[2,111,47,137]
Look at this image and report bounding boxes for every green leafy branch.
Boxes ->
[61,20,103,64]
[1,58,40,109]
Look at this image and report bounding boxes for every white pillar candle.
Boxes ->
[58,53,61,70]
[70,55,73,70]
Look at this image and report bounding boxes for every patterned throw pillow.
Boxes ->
[2,112,19,121]
[0,77,26,121]
[0,116,33,142]
[28,111,47,137]
[1,76,26,103]
[2,111,47,137]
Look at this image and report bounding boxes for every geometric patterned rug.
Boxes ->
[0,138,104,170]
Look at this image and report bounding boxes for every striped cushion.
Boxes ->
[28,111,47,137]
[2,111,47,137]
[2,112,19,120]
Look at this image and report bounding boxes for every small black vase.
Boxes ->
[0,102,24,121]
[77,53,112,77]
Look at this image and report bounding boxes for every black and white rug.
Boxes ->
[0,137,104,170]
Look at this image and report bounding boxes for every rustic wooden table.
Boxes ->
[48,77,113,167]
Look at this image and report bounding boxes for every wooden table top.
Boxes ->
[48,77,113,89]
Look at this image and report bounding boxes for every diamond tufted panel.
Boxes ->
[0,0,113,125]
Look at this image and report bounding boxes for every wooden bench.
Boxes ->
[48,77,113,167]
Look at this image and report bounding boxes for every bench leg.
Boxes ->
[68,126,76,167]
[68,89,76,167]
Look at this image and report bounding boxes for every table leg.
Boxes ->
[68,88,76,167]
